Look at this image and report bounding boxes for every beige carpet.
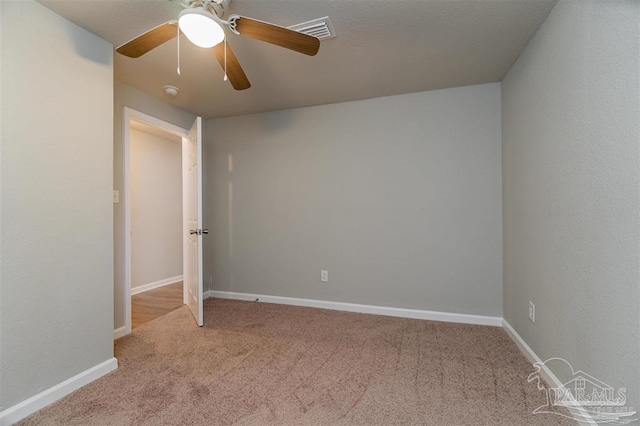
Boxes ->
[19,298,575,425]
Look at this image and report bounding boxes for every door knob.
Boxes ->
[190,230,197,235]
[202,229,209,234]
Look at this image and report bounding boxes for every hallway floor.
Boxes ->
[131,282,183,328]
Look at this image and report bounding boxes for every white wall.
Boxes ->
[205,83,503,317]
[131,128,183,290]
[502,0,640,411]
[114,82,195,329]
[0,0,113,410]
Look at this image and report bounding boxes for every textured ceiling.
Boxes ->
[37,0,558,118]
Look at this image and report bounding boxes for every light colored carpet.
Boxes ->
[19,298,575,425]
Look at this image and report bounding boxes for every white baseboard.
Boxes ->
[502,319,544,366]
[204,290,502,327]
[502,319,596,426]
[113,326,126,340]
[0,357,118,426]
[131,275,183,296]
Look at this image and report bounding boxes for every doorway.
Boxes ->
[123,108,189,334]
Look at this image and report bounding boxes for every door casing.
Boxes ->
[122,107,189,336]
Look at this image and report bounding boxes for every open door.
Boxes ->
[184,117,204,326]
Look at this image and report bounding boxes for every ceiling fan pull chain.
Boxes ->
[223,37,228,82]
[177,24,181,75]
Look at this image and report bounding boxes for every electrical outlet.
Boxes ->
[528,301,535,322]
[320,270,328,282]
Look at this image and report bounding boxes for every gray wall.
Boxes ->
[130,129,183,290]
[205,83,503,317]
[113,82,195,329]
[0,0,114,409]
[502,0,639,410]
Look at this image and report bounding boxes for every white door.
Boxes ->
[184,117,204,326]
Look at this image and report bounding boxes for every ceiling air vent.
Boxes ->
[288,17,336,41]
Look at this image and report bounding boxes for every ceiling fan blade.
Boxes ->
[233,17,320,56]
[212,42,251,90]
[116,22,177,58]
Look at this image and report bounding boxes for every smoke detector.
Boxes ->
[164,85,179,96]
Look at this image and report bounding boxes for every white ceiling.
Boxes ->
[37,0,558,119]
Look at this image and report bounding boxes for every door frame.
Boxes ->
[122,107,189,335]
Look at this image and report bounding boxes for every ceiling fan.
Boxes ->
[116,0,321,91]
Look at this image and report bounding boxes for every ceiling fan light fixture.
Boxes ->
[178,7,225,48]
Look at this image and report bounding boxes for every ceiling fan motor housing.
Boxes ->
[209,0,231,18]
[176,0,230,18]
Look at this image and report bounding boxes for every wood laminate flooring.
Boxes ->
[131,282,183,329]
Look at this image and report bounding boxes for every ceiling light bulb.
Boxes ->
[178,7,225,48]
